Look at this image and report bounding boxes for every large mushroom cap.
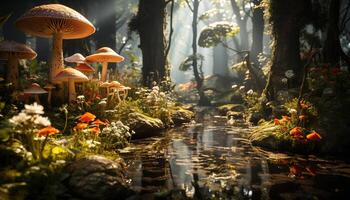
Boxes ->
[24,83,48,94]
[16,4,95,39]
[65,53,85,63]
[0,40,37,60]
[53,67,88,82]
[75,63,95,73]
[85,47,124,63]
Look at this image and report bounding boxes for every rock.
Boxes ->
[126,112,164,138]
[227,111,243,119]
[170,108,194,125]
[217,104,245,115]
[65,155,133,200]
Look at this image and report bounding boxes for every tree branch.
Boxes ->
[165,0,174,60]
[185,0,194,12]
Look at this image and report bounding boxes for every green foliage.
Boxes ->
[179,54,204,71]
[198,21,240,48]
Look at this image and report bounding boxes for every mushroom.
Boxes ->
[64,53,86,65]
[109,81,123,102]
[0,40,37,90]
[85,47,124,82]
[44,83,55,106]
[99,82,111,97]
[53,67,88,102]
[120,85,131,100]
[16,4,95,83]
[75,62,95,75]
[23,83,48,103]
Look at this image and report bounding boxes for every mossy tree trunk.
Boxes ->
[130,0,167,88]
[262,0,311,101]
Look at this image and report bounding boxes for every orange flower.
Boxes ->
[299,115,306,121]
[290,127,302,137]
[306,131,322,140]
[75,123,88,130]
[300,102,309,110]
[280,115,291,124]
[89,127,100,135]
[79,112,96,123]
[37,126,59,137]
[274,118,280,125]
[92,119,106,127]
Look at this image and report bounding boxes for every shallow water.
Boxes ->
[120,111,350,199]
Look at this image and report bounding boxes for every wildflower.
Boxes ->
[9,112,31,126]
[247,89,254,95]
[89,126,100,135]
[79,112,96,123]
[306,131,322,140]
[281,116,291,124]
[290,127,302,137]
[281,78,288,84]
[77,95,85,101]
[274,118,280,125]
[86,139,101,148]
[33,116,51,127]
[289,109,297,115]
[75,123,88,130]
[285,70,295,79]
[98,100,107,106]
[24,102,44,115]
[239,86,245,90]
[300,102,309,110]
[231,84,238,89]
[37,126,59,137]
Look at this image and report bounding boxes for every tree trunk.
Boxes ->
[322,0,342,65]
[192,0,210,106]
[251,0,264,66]
[133,0,167,87]
[230,0,249,51]
[263,0,311,100]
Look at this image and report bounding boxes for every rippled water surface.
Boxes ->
[120,112,350,199]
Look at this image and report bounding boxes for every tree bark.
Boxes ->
[251,0,264,65]
[262,0,311,100]
[132,0,167,87]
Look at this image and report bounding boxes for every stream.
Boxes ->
[120,111,350,199]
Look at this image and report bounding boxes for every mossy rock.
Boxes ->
[126,112,164,138]
[170,107,194,125]
[217,104,245,116]
[64,155,134,200]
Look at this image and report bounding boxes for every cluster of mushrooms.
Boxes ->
[0,4,130,104]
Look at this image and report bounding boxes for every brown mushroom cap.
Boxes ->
[65,53,85,63]
[109,81,122,88]
[0,40,37,60]
[53,67,88,82]
[85,47,124,63]
[24,83,48,94]
[44,83,56,90]
[99,82,111,88]
[75,63,95,73]
[16,4,95,39]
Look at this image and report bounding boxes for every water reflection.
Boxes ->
[120,113,350,199]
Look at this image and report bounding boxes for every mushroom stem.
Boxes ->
[106,87,110,97]
[101,62,108,82]
[68,79,76,102]
[47,90,52,106]
[34,94,41,104]
[6,56,20,90]
[50,33,64,82]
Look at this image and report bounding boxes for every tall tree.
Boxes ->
[262,0,311,100]
[230,0,250,51]
[129,0,167,87]
[250,0,264,65]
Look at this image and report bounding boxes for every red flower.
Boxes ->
[306,131,322,140]
[74,123,88,130]
[79,112,96,123]
[89,127,100,135]
[92,119,107,127]
[274,118,280,125]
[37,126,59,137]
[290,127,302,137]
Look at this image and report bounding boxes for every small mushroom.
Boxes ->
[64,53,86,65]
[109,81,123,102]
[75,63,95,75]
[99,82,111,97]
[44,83,55,106]
[120,85,131,100]
[0,40,37,90]
[16,4,95,83]
[23,83,48,103]
[53,67,88,102]
[85,47,124,82]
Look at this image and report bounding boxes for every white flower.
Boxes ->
[289,108,297,115]
[285,70,295,79]
[247,89,254,95]
[34,116,51,126]
[239,86,245,90]
[231,84,238,89]
[9,112,31,126]
[24,102,44,115]
[281,78,288,84]
[152,86,160,91]
[98,100,107,106]
[86,140,101,148]
[77,95,85,101]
